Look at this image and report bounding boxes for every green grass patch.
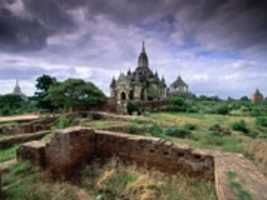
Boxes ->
[0,145,18,163]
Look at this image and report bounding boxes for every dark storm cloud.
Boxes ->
[0,0,267,97]
[0,7,47,51]
[0,0,266,53]
[0,0,75,51]
[23,0,75,31]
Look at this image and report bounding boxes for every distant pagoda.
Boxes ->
[12,79,26,97]
[252,89,264,104]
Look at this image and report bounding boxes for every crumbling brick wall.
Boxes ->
[45,128,96,179]
[18,127,214,181]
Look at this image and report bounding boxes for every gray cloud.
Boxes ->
[0,0,266,97]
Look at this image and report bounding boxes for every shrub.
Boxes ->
[209,124,231,136]
[200,134,225,146]
[167,96,188,112]
[164,127,191,138]
[232,120,249,134]
[256,117,267,127]
[183,123,197,131]
[147,124,165,138]
[128,123,146,135]
[55,115,73,129]
[216,104,230,115]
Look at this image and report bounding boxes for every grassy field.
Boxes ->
[81,112,267,171]
[1,111,267,200]
[1,159,216,200]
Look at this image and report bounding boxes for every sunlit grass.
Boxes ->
[0,145,18,163]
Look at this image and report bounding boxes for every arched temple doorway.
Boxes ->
[121,92,126,101]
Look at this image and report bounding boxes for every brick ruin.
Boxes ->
[17,127,214,181]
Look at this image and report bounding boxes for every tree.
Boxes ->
[0,94,26,116]
[167,96,188,112]
[34,74,57,112]
[240,96,250,101]
[47,79,107,111]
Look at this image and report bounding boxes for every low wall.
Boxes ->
[17,127,214,181]
[0,130,50,149]
[0,117,57,135]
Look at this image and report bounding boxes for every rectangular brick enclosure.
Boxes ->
[17,127,214,180]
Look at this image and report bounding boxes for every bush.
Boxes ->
[256,117,267,127]
[128,123,146,134]
[147,124,165,138]
[183,123,197,131]
[200,133,225,146]
[232,120,249,134]
[167,97,188,112]
[209,124,231,136]
[164,127,191,138]
[55,115,73,129]
[216,104,230,115]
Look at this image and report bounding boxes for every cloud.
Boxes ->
[0,0,266,98]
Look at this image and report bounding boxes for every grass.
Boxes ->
[1,159,216,200]
[0,145,18,163]
[81,112,256,154]
[81,120,130,130]
[141,112,257,154]
[147,112,256,131]
[81,158,217,200]
[2,162,80,200]
[227,171,252,200]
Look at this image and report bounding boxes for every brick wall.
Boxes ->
[18,127,214,181]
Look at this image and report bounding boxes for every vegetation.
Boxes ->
[54,115,75,129]
[81,158,216,200]
[256,116,267,127]
[0,95,36,116]
[227,171,252,200]
[34,74,58,112]
[1,162,78,200]
[0,145,18,163]
[164,126,192,138]
[231,120,249,134]
[165,95,267,117]
[1,159,216,200]
[47,79,107,112]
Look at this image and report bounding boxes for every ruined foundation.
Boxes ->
[17,127,214,181]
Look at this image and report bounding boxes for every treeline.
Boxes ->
[1,74,267,117]
[0,75,107,116]
[165,95,267,116]
[127,95,267,117]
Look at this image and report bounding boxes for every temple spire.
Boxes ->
[138,41,149,68]
[142,41,146,53]
[15,78,19,87]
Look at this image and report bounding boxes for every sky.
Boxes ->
[0,0,266,98]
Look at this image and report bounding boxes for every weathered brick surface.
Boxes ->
[45,127,95,179]
[17,141,46,167]
[19,127,213,180]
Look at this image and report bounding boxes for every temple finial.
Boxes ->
[142,41,145,52]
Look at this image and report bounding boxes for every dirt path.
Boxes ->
[0,114,40,123]
[214,152,267,200]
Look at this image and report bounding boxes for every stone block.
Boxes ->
[17,141,46,167]
[45,127,95,179]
